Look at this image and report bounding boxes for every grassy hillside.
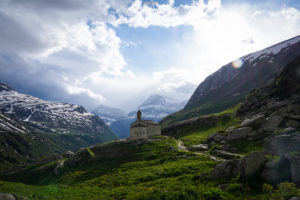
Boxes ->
[0,136,268,200]
[161,93,246,129]
[1,106,296,199]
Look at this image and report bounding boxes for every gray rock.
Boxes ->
[211,150,242,159]
[240,115,265,128]
[239,151,267,180]
[0,193,16,200]
[289,197,300,200]
[287,119,300,128]
[288,155,300,186]
[291,115,300,120]
[62,151,74,158]
[261,156,291,185]
[282,127,297,135]
[214,134,227,142]
[226,127,252,141]
[262,115,283,132]
[189,144,208,151]
[264,134,300,155]
[247,130,259,137]
[209,160,239,179]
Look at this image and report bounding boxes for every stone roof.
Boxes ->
[130,120,159,128]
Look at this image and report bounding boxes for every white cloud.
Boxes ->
[0,0,300,112]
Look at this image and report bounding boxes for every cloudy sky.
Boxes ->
[0,0,300,112]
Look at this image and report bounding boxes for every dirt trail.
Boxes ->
[176,139,223,161]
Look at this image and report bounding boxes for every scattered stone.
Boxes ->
[0,193,16,200]
[240,115,265,128]
[211,150,242,160]
[239,151,267,181]
[264,134,300,155]
[226,127,252,141]
[209,160,239,179]
[262,115,283,132]
[188,144,208,151]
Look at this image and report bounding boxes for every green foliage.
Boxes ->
[228,140,263,155]
[161,94,245,128]
[175,106,241,147]
[263,182,300,200]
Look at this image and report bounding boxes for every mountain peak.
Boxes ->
[141,94,167,107]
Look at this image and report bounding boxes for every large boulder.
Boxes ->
[226,127,252,141]
[209,160,239,179]
[240,115,265,128]
[210,151,267,181]
[261,156,291,185]
[287,155,300,186]
[0,193,16,200]
[264,134,300,155]
[262,115,283,132]
[239,151,267,181]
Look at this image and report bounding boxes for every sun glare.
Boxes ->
[231,58,243,68]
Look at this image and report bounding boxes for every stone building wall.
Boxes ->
[130,124,161,139]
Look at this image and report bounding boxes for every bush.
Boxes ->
[262,182,300,200]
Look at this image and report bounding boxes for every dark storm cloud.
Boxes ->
[0,12,49,54]
[10,0,93,11]
[0,53,101,110]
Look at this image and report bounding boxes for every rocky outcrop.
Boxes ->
[0,193,16,200]
[209,151,267,181]
[239,151,267,181]
[288,155,300,186]
[261,156,291,185]
[209,160,239,179]
[240,114,265,128]
[261,154,300,186]
[264,134,300,155]
[226,127,252,141]
[262,115,283,132]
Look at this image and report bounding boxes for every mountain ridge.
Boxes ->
[162,35,300,128]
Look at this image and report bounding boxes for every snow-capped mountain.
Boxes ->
[0,81,116,141]
[0,112,27,133]
[92,105,126,126]
[127,94,187,121]
[110,94,187,138]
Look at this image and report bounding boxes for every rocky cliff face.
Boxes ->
[208,54,300,186]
